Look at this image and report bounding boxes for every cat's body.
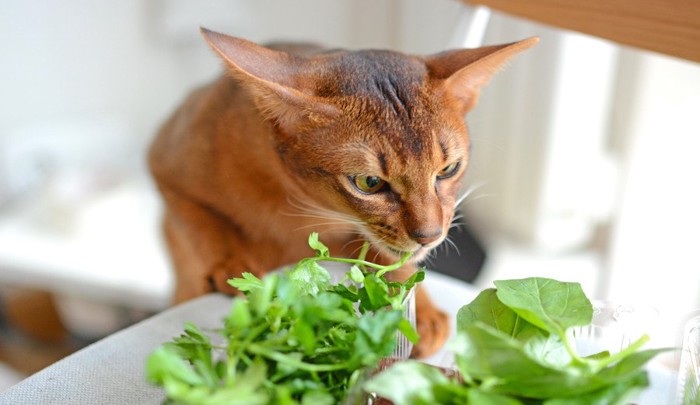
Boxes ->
[149,29,536,357]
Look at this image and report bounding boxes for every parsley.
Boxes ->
[366,277,669,405]
[146,233,423,404]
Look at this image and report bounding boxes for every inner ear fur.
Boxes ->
[426,37,539,114]
[200,28,340,131]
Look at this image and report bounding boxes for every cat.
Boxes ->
[149,28,537,358]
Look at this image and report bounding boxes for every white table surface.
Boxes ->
[0,269,677,404]
[0,180,173,311]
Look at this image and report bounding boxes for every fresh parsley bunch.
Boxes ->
[367,277,668,405]
[146,233,423,405]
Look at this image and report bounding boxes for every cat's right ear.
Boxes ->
[427,37,539,114]
[200,28,340,132]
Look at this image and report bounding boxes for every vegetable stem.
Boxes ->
[301,250,412,277]
[248,343,354,372]
[590,334,650,371]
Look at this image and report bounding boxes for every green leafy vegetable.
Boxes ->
[493,278,593,337]
[369,277,669,405]
[146,232,422,404]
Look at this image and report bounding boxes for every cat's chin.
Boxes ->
[383,245,430,263]
[407,247,430,263]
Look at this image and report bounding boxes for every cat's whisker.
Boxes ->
[293,221,358,232]
[345,239,369,259]
[468,134,508,153]
[420,251,436,268]
[454,180,489,209]
[463,192,495,203]
[285,195,364,228]
[370,249,383,263]
[449,218,466,231]
[284,209,359,225]
[285,195,368,237]
[443,235,460,256]
[450,213,464,224]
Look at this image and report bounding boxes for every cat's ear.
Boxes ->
[427,37,539,114]
[200,28,340,131]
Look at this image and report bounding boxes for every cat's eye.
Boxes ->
[437,162,460,179]
[351,175,387,194]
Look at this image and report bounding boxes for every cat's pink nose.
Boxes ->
[410,228,443,246]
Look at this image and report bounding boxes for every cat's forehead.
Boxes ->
[316,50,427,98]
[307,49,467,170]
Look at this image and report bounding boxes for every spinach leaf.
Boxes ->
[369,276,667,404]
[456,288,543,341]
[494,278,592,338]
[542,371,648,405]
[467,390,524,405]
[451,322,577,397]
[364,360,453,404]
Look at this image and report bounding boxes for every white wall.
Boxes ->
[605,50,700,347]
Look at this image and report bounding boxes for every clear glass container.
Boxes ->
[676,314,700,404]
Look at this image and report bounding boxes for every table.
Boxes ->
[0,269,676,404]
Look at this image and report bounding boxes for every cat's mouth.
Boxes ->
[359,227,441,263]
[384,244,432,263]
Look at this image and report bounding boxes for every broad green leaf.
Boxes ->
[453,323,654,399]
[467,389,525,405]
[494,278,592,337]
[457,288,543,341]
[543,371,649,405]
[451,324,565,387]
[596,348,669,382]
[584,350,611,361]
[523,333,572,369]
[364,361,450,405]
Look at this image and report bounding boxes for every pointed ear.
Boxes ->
[427,37,539,114]
[200,28,340,131]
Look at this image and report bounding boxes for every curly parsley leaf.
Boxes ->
[147,232,422,404]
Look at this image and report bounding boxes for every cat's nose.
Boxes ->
[410,228,443,246]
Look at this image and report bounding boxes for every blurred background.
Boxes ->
[1,0,698,389]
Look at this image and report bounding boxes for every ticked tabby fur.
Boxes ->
[149,28,537,357]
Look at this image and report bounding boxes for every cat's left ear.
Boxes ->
[200,28,341,132]
[427,37,539,114]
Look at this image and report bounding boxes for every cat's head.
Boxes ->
[202,29,537,261]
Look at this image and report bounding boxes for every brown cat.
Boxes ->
[149,28,537,357]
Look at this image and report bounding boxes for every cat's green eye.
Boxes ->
[437,162,460,179]
[351,175,387,194]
